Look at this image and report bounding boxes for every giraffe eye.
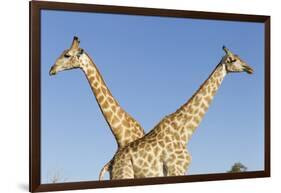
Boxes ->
[64,54,71,58]
[228,57,237,63]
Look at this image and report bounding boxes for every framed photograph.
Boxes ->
[30,1,270,192]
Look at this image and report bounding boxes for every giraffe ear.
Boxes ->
[77,49,84,58]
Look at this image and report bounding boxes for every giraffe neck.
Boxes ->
[80,53,144,148]
[151,62,227,146]
[177,62,227,144]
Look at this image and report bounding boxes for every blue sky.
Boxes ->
[41,10,265,183]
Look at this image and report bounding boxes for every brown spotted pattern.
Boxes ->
[80,54,146,180]
[81,57,145,148]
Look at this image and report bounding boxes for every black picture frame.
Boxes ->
[30,1,270,192]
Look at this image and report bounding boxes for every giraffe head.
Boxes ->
[49,36,86,75]
[222,46,253,74]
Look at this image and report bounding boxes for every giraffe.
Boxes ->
[109,46,254,179]
[49,36,145,179]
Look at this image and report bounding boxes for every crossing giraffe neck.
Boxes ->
[80,53,145,148]
[150,62,227,146]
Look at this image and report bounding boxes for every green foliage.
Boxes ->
[228,162,247,173]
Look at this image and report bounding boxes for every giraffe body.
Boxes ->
[111,120,192,179]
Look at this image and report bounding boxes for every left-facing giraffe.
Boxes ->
[49,36,145,179]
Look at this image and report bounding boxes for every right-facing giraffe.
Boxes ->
[110,46,253,179]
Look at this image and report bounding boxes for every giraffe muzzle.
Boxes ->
[49,66,57,76]
[243,65,254,74]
